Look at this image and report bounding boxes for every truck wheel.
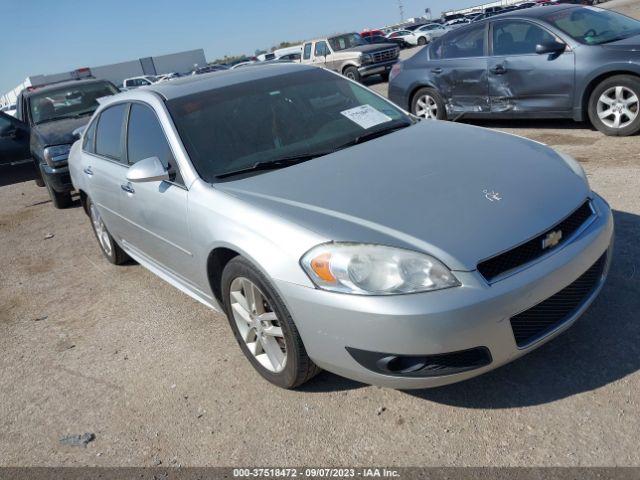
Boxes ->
[343,66,361,83]
[411,87,447,120]
[418,36,428,46]
[380,71,390,82]
[45,180,73,209]
[588,75,640,136]
[33,161,45,187]
[221,256,321,389]
[87,197,130,265]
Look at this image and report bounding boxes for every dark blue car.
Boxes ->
[388,5,640,136]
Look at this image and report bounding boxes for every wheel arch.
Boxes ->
[580,70,640,121]
[206,247,241,305]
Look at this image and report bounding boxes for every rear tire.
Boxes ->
[343,66,361,83]
[588,75,640,137]
[411,87,447,120]
[221,256,320,389]
[45,180,73,209]
[87,196,130,265]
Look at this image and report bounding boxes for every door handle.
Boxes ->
[431,68,443,74]
[120,183,135,194]
[491,65,507,75]
[83,166,93,176]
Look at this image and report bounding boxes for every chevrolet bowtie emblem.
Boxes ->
[542,230,563,250]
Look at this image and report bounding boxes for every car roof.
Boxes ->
[23,78,110,97]
[483,3,576,21]
[146,63,318,100]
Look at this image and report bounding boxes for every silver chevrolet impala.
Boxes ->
[69,64,613,389]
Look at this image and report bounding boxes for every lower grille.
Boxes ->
[478,201,594,282]
[510,253,607,348]
[346,346,492,378]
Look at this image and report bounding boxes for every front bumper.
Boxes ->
[40,163,72,193]
[276,193,614,389]
[358,60,398,77]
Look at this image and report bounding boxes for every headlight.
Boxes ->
[300,243,460,295]
[361,53,373,64]
[558,152,588,187]
[43,144,72,168]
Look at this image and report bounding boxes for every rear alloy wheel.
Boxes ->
[412,88,447,120]
[222,256,320,389]
[88,197,129,265]
[588,75,640,136]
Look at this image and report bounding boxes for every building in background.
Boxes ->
[1,49,206,108]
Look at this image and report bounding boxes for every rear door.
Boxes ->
[118,102,194,282]
[428,23,490,116]
[0,112,30,166]
[86,103,131,239]
[488,19,575,114]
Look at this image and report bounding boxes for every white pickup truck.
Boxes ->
[300,33,399,82]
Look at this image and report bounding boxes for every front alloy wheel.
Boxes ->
[229,277,287,373]
[589,75,640,137]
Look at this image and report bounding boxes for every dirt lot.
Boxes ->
[1,0,639,468]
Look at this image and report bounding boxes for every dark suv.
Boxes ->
[6,79,119,207]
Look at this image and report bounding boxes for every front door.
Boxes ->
[0,112,30,166]
[488,19,575,114]
[117,102,195,284]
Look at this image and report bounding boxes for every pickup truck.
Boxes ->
[300,33,399,82]
[5,78,118,207]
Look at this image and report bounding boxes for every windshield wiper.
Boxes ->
[215,122,412,180]
[35,109,95,125]
[216,152,333,179]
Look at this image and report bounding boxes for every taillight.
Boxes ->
[389,62,403,83]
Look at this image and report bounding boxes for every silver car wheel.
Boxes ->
[597,86,639,129]
[230,277,287,373]
[90,203,113,257]
[415,94,438,119]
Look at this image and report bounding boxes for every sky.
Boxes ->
[0,0,477,93]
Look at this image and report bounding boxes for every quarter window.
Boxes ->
[492,20,557,55]
[303,43,312,60]
[95,103,127,161]
[82,118,97,153]
[431,24,486,59]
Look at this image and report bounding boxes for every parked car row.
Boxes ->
[389,5,640,136]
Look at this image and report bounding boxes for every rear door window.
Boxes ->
[431,24,486,59]
[95,103,128,161]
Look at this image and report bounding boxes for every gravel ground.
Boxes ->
[1,0,639,467]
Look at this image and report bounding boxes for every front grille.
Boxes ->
[372,48,398,63]
[346,346,492,378]
[510,253,607,348]
[478,201,594,282]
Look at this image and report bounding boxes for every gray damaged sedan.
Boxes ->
[69,64,613,389]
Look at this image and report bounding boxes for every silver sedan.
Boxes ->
[69,64,613,389]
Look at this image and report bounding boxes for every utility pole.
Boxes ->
[397,0,405,23]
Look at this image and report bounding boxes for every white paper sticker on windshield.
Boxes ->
[341,105,392,130]
[585,6,604,11]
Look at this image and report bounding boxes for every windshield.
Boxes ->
[167,68,410,181]
[544,7,640,45]
[29,81,119,125]
[328,33,367,51]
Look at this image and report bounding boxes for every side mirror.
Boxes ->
[536,41,566,55]
[126,156,169,183]
[72,126,86,141]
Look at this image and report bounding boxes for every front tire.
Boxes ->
[417,36,428,46]
[221,256,320,389]
[588,75,640,137]
[411,87,447,120]
[87,197,129,265]
[343,66,361,83]
[45,180,73,209]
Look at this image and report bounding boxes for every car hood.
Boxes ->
[217,121,589,271]
[340,43,398,54]
[600,33,640,51]
[32,116,92,146]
